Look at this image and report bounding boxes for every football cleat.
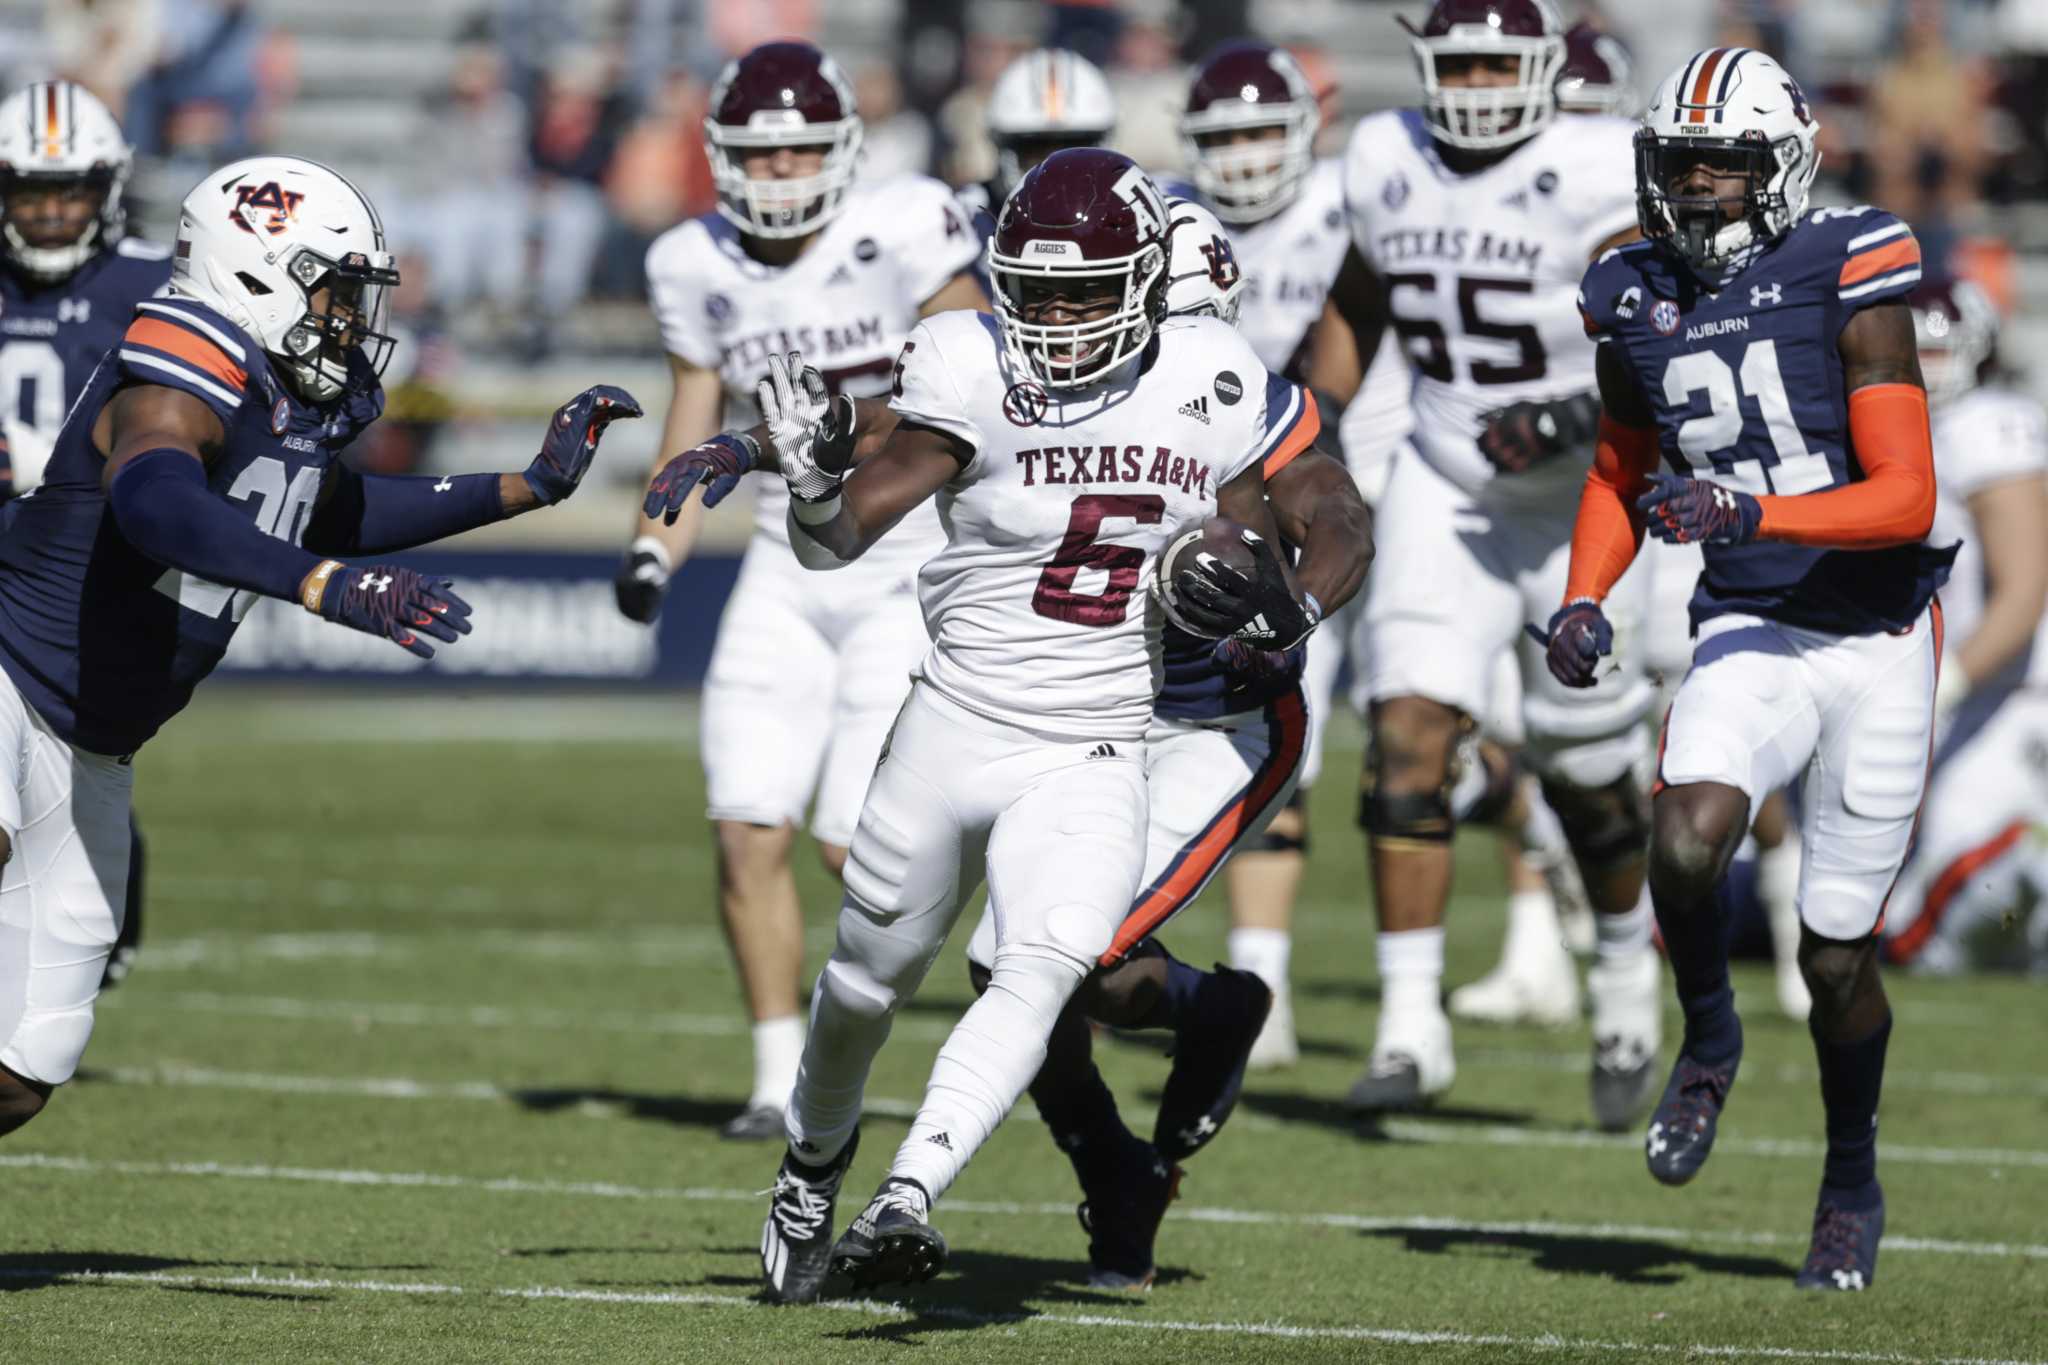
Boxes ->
[1155,965,1272,1161]
[1644,1032,1742,1186]
[759,1128,858,1305]
[1795,1182,1884,1291]
[1346,1004,1455,1114]
[1447,945,1582,1028]
[832,1177,947,1290]
[1587,947,1663,1132]
[1077,1135,1182,1290]
[722,1100,787,1142]
[1246,985,1299,1071]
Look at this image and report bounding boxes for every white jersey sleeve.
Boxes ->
[1554,115,1641,261]
[888,315,988,461]
[1936,387,2048,498]
[643,218,723,367]
[870,174,980,309]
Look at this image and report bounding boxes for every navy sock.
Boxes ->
[1028,1001,1131,1182]
[1655,871,1741,1062]
[1134,946,1206,1033]
[1814,1011,1891,1198]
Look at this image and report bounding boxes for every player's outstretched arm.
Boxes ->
[617,355,723,624]
[1265,449,1374,615]
[99,384,471,659]
[305,386,639,558]
[1306,245,1388,412]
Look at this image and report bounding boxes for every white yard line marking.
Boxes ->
[139,929,742,971]
[1371,1116,2048,1171]
[1461,1048,2048,1102]
[5,1150,2042,1262]
[0,1264,2036,1363]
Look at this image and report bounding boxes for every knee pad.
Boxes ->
[986,944,1089,1033]
[1004,901,1117,972]
[1251,789,1308,855]
[0,1005,93,1087]
[1456,742,1521,826]
[815,955,900,1026]
[1541,771,1650,877]
[1359,783,1453,844]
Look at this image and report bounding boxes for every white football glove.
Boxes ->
[757,350,844,503]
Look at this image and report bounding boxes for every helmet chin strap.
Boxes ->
[2,219,100,281]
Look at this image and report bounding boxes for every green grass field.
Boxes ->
[3,689,2043,1363]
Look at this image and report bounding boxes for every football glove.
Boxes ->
[1529,598,1612,689]
[524,385,642,506]
[614,536,671,624]
[1636,472,1763,546]
[644,432,759,524]
[757,349,856,503]
[1476,391,1599,474]
[305,561,472,660]
[1210,637,1297,682]
[1172,527,1321,650]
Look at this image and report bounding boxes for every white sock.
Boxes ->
[1228,927,1292,994]
[750,1014,805,1108]
[889,950,1080,1202]
[1594,891,1654,969]
[1503,888,1563,960]
[1376,926,1444,1018]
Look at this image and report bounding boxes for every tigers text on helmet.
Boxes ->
[704,40,863,240]
[1555,22,1636,117]
[1164,197,1245,326]
[985,48,1116,201]
[1636,48,1821,278]
[1400,0,1565,152]
[1908,276,2000,408]
[0,81,132,282]
[987,148,1170,391]
[1180,41,1319,226]
[172,156,399,403]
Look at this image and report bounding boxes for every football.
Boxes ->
[1156,515,1259,638]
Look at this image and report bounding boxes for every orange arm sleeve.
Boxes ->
[1564,416,1660,603]
[1756,384,1935,548]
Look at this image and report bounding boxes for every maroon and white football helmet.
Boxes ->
[1908,277,2000,408]
[1180,41,1320,226]
[987,148,1171,390]
[1555,22,1637,117]
[703,40,863,240]
[1399,0,1566,151]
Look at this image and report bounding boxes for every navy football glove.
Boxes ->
[1175,528,1321,650]
[524,385,642,506]
[310,563,472,659]
[1528,598,1613,689]
[1210,637,1296,682]
[1636,472,1762,546]
[644,432,760,524]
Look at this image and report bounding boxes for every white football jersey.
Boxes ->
[645,173,979,568]
[1231,157,1414,483]
[889,310,1315,740]
[1929,385,2048,684]
[1341,110,1636,499]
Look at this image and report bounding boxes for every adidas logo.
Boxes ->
[826,263,854,286]
[1177,395,1211,424]
[925,1131,953,1151]
[1086,742,1117,759]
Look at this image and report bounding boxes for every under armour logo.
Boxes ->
[362,572,393,594]
[432,475,453,493]
[1179,1114,1219,1146]
[56,298,90,323]
[1646,1123,1669,1159]
[1750,282,1783,307]
[1832,1268,1865,1291]
[1712,488,1738,511]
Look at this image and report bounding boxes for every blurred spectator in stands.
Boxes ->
[414,42,527,323]
[351,251,458,477]
[855,62,932,181]
[524,46,633,358]
[595,67,713,299]
[44,0,160,120]
[935,28,1028,188]
[1046,0,1121,71]
[120,0,267,159]
[1107,14,1185,172]
[1869,0,1992,243]
[707,0,817,62]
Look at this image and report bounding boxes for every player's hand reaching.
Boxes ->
[1175,527,1321,650]
[1530,598,1612,689]
[644,433,759,524]
[1636,472,1763,546]
[1210,637,1295,681]
[1476,392,1598,474]
[303,561,473,659]
[614,537,671,623]
[757,350,855,503]
[524,385,643,506]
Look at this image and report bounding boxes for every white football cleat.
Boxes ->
[1587,945,1663,1132]
[1345,1002,1455,1113]
[1449,893,1582,1028]
[1246,986,1299,1071]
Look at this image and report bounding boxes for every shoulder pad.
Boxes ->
[115,237,174,261]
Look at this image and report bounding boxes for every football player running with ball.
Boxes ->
[617,40,984,1140]
[645,150,1325,1302]
[1554,49,1953,1292]
[0,156,635,1137]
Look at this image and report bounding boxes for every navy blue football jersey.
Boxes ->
[1580,207,1954,635]
[0,294,383,754]
[0,239,174,487]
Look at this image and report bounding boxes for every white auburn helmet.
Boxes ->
[1400,0,1566,152]
[1908,277,2000,408]
[1164,198,1244,326]
[986,48,1116,199]
[1636,48,1821,277]
[172,156,399,403]
[0,80,132,281]
[1180,41,1319,226]
[704,40,863,241]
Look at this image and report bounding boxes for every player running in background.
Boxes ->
[0,81,172,991]
[1309,0,1663,1128]
[614,40,983,1140]
[1557,48,1954,1291]
[1882,278,2048,973]
[0,155,635,1139]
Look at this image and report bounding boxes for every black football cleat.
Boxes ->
[1077,1134,1182,1290]
[1795,1182,1884,1291]
[1644,1034,1742,1186]
[760,1128,858,1304]
[722,1101,786,1142]
[832,1178,946,1290]
[1154,965,1272,1162]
